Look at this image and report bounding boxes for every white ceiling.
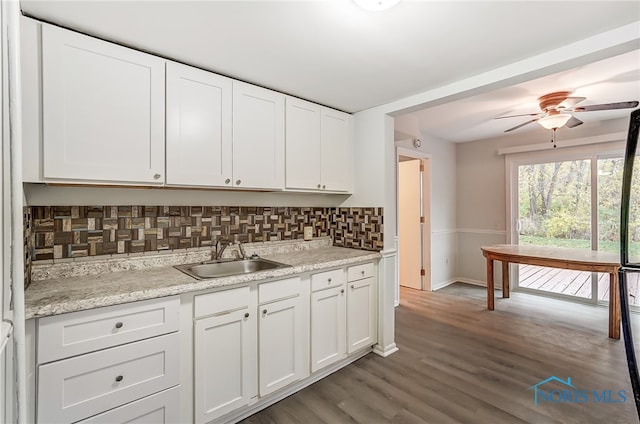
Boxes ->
[20,0,640,143]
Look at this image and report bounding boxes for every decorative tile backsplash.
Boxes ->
[29,206,384,261]
[24,207,32,289]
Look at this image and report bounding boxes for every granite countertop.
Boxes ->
[25,245,380,319]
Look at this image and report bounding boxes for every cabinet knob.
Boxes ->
[115,322,123,329]
[317,184,321,189]
[153,173,161,180]
[262,309,267,315]
[244,312,250,318]
[115,375,124,382]
[351,284,355,289]
[341,289,344,294]
[322,185,326,189]
[361,270,365,275]
[328,278,332,283]
[225,178,231,184]
[236,179,242,185]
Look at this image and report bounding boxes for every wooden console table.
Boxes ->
[481,244,621,339]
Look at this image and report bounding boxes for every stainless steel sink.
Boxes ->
[174,257,290,280]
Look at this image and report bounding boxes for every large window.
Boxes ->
[509,145,639,306]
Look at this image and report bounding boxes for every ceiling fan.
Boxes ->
[496,91,639,146]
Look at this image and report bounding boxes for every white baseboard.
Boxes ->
[430,279,458,291]
[455,277,487,287]
[431,277,505,291]
[373,343,398,357]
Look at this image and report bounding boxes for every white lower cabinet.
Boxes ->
[194,309,255,423]
[310,285,346,372]
[258,293,307,396]
[34,297,180,424]
[310,263,377,372]
[347,276,377,353]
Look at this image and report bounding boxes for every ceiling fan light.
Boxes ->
[538,113,572,130]
[354,0,401,11]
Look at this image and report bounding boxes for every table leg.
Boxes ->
[487,258,494,310]
[502,261,510,298]
[609,271,620,339]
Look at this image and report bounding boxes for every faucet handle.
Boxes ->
[236,241,247,260]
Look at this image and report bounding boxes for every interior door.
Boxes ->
[399,159,422,289]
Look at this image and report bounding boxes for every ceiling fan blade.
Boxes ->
[557,96,586,110]
[565,116,583,128]
[495,112,544,120]
[574,101,639,112]
[504,119,538,132]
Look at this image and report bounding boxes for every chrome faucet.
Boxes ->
[214,238,232,260]
[236,241,247,260]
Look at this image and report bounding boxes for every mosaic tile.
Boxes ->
[28,205,384,261]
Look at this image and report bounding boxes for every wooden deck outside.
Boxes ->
[518,264,640,306]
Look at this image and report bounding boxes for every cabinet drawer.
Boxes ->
[311,268,344,292]
[37,296,179,364]
[259,277,300,304]
[76,386,179,424]
[194,286,250,319]
[347,262,374,282]
[37,332,179,424]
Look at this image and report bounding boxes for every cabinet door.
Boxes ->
[194,310,256,423]
[347,277,377,354]
[285,97,321,190]
[259,296,305,396]
[232,82,284,190]
[320,108,352,192]
[166,62,232,187]
[41,25,165,184]
[310,286,346,372]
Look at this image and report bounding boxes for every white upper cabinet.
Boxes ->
[285,98,321,190]
[166,62,232,187]
[285,97,352,192]
[41,25,165,184]
[320,108,352,192]
[232,81,285,190]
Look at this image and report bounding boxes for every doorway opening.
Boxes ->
[397,146,431,303]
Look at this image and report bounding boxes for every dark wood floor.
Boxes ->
[241,283,639,424]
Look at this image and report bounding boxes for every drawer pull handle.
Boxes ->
[361,270,365,275]
[341,289,344,294]
[351,285,355,289]
[263,309,268,315]
[244,313,250,318]
[328,278,332,283]
[115,322,123,329]
[115,375,124,382]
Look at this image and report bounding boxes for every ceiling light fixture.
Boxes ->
[537,113,572,130]
[537,112,572,148]
[354,0,401,12]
